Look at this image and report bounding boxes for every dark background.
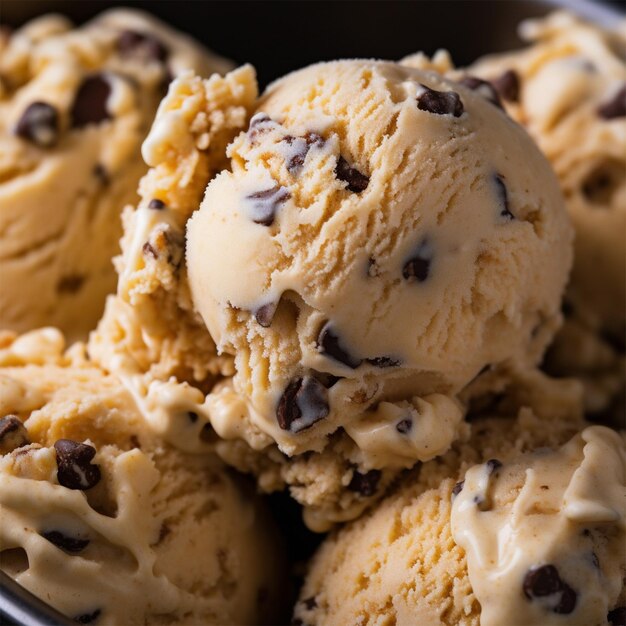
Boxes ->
[2,1,623,87]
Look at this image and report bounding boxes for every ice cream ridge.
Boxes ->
[294,410,626,626]
[0,328,286,625]
[0,9,232,339]
[90,56,574,530]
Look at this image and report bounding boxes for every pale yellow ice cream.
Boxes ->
[468,12,626,420]
[0,9,232,339]
[0,328,285,625]
[187,59,572,460]
[295,409,626,626]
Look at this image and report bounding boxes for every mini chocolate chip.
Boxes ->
[57,274,85,294]
[54,439,101,490]
[118,30,168,62]
[148,198,166,210]
[187,411,199,423]
[71,75,111,128]
[492,69,520,102]
[348,469,381,497]
[417,84,464,117]
[458,76,503,109]
[403,239,432,282]
[276,376,329,433]
[523,565,577,614]
[246,185,290,226]
[396,418,412,434]
[255,302,278,327]
[74,609,101,624]
[335,156,369,193]
[494,173,514,220]
[0,415,30,454]
[485,458,502,474]
[15,102,60,148]
[367,356,400,368]
[303,596,317,610]
[597,84,626,120]
[41,530,89,553]
[452,480,465,497]
[285,132,325,173]
[142,242,158,259]
[93,164,109,185]
[608,607,626,626]
[317,321,362,368]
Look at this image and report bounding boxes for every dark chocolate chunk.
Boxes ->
[71,75,112,128]
[367,356,400,368]
[41,530,89,553]
[285,132,325,173]
[335,156,369,193]
[317,321,362,368]
[74,609,101,624]
[142,242,158,259]
[348,469,382,497]
[396,418,412,434]
[276,376,329,432]
[148,198,166,210]
[485,458,502,474]
[15,102,60,148]
[608,606,626,626]
[0,415,30,453]
[458,76,503,109]
[597,84,626,120]
[416,84,464,117]
[523,565,578,614]
[452,480,465,497]
[494,173,514,220]
[54,439,101,490]
[255,301,278,327]
[402,239,432,282]
[57,274,85,294]
[492,69,520,103]
[246,185,290,226]
[117,30,168,62]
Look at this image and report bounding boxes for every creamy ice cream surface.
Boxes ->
[295,410,626,626]
[0,329,285,625]
[187,59,573,459]
[0,9,232,339]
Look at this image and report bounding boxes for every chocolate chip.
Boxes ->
[284,132,325,173]
[348,469,381,497]
[597,84,626,120]
[15,102,60,147]
[148,198,166,210]
[452,480,465,497]
[523,565,577,614]
[71,75,111,128]
[276,376,329,433]
[0,415,30,454]
[246,185,290,226]
[117,30,168,62]
[608,607,626,626]
[458,76,503,109]
[416,84,464,117]
[142,242,158,259]
[74,609,101,624]
[402,239,432,282]
[492,69,520,103]
[317,321,362,368]
[255,302,278,327]
[303,596,317,610]
[396,418,412,434]
[41,530,89,553]
[494,174,514,220]
[57,274,85,294]
[485,458,502,474]
[54,440,101,490]
[335,156,369,193]
[367,356,400,368]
